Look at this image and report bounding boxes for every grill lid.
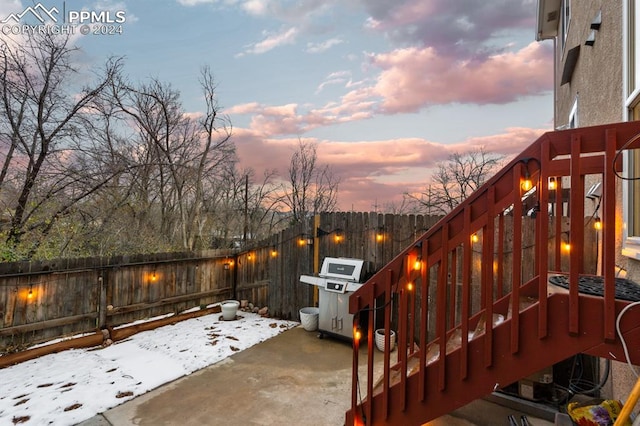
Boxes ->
[319,257,365,282]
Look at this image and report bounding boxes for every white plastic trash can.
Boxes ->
[299,307,319,331]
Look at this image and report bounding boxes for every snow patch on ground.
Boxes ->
[0,312,298,425]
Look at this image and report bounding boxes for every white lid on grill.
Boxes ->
[319,257,364,282]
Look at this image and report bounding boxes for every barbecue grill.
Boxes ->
[300,257,367,340]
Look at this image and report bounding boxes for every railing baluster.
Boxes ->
[511,163,523,354]
[604,130,617,340]
[399,259,408,411]
[437,224,449,391]
[461,207,471,381]
[366,283,376,422]
[554,176,563,271]
[569,135,584,335]
[449,251,457,332]
[538,140,550,339]
[351,295,361,425]
[383,270,393,419]
[419,240,428,401]
[497,214,505,298]
[483,186,495,368]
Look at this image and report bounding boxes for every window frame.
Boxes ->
[561,0,571,52]
[623,0,640,259]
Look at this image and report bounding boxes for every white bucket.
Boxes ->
[299,307,319,331]
[375,328,396,351]
[221,300,240,320]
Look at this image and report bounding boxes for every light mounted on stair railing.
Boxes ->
[519,157,542,217]
[353,324,362,342]
[412,242,423,271]
[562,231,571,252]
[471,233,479,243]
[521,171,533,192]
[549,177,557,191]
[413,256,422,271]
[519,157,541,191]
[594,216,602,231]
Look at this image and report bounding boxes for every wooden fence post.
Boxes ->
[98,271,107,329]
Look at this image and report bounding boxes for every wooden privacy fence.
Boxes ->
[0,251,238,353]
[8,211,585,355]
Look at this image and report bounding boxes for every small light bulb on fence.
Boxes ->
[549,177,557,191]
[563,242,571,252]
[471,234,479,243]
[521,178,533,192]
[28,288,33,299]
[376,233,384,242]
[407,282,414,291]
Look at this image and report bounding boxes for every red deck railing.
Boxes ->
[347,122,640,425]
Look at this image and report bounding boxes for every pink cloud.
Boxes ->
[226,42,552,136]
[370,42,553,113]
[227,97,375,136]
[452,126,551,156]
[224,102,261,115]
[231,126,548,212]
[361,0,535,54]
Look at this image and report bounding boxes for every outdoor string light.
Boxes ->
[413,256,422,271]
[562,232,571,252]
[594,216,602,231]
[519,157,541,191]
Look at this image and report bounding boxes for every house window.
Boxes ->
[628,0,640,93]
[624,1,640,258]
[561,0,571,51]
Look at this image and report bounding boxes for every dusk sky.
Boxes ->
[1,0,555,212]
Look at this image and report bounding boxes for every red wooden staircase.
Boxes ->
[346,122,640,425]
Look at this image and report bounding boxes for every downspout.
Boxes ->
[554,37,558,128]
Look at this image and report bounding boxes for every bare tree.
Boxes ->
[283,139,339,222]
[110,66,235,251]
[0,32,123,259]
[406,148,503,215]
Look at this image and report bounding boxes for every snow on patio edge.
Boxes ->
[0,312,299,426]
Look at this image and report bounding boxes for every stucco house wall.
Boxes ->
[554,1,622,128]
